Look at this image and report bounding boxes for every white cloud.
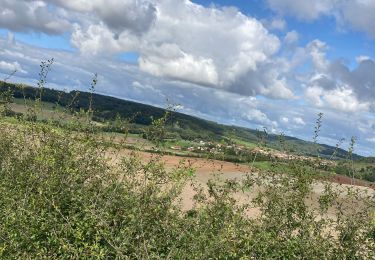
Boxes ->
[280,117,289,124]
[51,0,157,34]
[258,76,294,99]
[6,32,15,45]
[356,55,371,64]
[339,0,375,38]
[293,117,306,126]
[270,18,287,30]
[0,0,71,34]
[71,23,136,56]
[66,0,292,99]
[263,17,287,31]
[266,0,336,21]
[305,85,325,107]
[307,40,329,72]
[139,48,219,86]
[266,0,375,38]
[0,60,27,74]
[294,38,375,114]
[324,87,370,112]
[284,30,299,45]
[0,0,297,100]
[242,108,274,126]
[305,86,370,113]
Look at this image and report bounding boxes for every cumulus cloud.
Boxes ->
[139,48,219,86]
[270,18,287,30]
[290,38,375,113]
[305,86,370,113]
[293,117,306,126]
[332,59,375,108]
[266,0,336,21]
[263,17,287,31]
[278,116,305,128]
[0,0,71,34]
[356,55,371,64]
[51,0,157,35]
[324,87,370,112]
[65,0,294,99]
[71,23,137,56]
[0,0,297,99]
[280,117,289,124]
[230,57,295,99]
[306,40,329,72]
[284,30,299,45]
[338,0,375,38]
[266,0,375,38]
[0,60,27,74]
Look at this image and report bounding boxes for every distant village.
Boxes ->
[170,140,246,154]
[170,140,335,167]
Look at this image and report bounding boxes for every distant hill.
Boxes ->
[0,80,362,159]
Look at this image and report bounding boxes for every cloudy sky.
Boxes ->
[0,0,374,155]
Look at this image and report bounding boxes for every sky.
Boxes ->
[0,0,374,156]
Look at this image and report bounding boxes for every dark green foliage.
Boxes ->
[0,121,189,257]
[335,161,375,182]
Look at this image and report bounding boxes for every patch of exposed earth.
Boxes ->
[107,148,374,218]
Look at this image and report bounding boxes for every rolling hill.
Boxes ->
[0,80,361,160]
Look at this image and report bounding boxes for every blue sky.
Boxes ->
[3,1,374,64]
[0,0,374,155]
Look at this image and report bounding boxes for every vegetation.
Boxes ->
[0,80,361,159]
[335,161,375,182]
[0,63,374,258]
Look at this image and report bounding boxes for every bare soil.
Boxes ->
[108,148,374,217]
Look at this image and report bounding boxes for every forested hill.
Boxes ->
[0,80,361,159]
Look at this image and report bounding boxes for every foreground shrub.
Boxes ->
[0,117,374,258]
[0,118,192,258]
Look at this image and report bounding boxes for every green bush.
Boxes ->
[0,120,190,257]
